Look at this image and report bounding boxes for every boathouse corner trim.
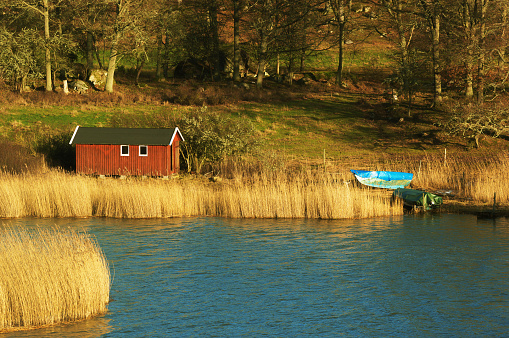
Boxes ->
[69,125,79,145]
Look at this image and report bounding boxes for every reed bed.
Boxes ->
[331,151,509,207]
[2,151,506,219]
[0,227,110,332]
[0,170,401,219]
[215,180,400,219]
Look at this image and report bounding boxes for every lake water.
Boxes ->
[3,214,509,337]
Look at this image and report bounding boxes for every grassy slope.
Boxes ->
[1,80,508,161]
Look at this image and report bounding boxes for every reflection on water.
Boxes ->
[2,215,509,337]
[2,316,112,338]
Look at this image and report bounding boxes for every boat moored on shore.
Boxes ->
[393,188,443,211]
[350,170,413,189]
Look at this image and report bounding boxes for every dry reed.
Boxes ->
[2,151,509,219]
[330,150,509,207]
[0,227,110,332]
[0,169,401,219]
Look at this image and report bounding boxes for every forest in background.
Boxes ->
[1,0,509,102]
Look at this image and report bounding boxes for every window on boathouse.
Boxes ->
[121,145,129,156]
[139,145,148,156]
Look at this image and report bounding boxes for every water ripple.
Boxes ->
[3,215,509,337]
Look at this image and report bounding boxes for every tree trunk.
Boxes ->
[163,28,170,78]
[431,3,442,106]
[477,0,488,104]
[20,75,27,93]
[209,2,220,80]
[43,0,52,91]
[336,22,345,85]
[105,2,122,93]
[288,52,294,85]
[86,2,95,77]
[135,58,145,86]
[331,0,351,85]
[105,33,120,93]
[94,35,104,69]
[63,79,69,94]
[463,0,475,98]
[477,53,485,104]
[86,31,94,78]
[300,48,305,72]
[155,31,163,80]
[233,0,241,82]
[256,33,268,89]
[465,59,474,97]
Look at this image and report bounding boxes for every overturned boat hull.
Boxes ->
[393,188,443,211]
[350,170,413,189]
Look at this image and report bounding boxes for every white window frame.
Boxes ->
[120,145,129,156]
[139,145,148,157]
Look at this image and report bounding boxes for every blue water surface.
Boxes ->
[3,214,509,337]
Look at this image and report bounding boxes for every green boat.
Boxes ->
[392,188,443,211]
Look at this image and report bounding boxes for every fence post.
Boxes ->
[323,149,326,173]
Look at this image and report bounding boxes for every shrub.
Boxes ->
[33,130,76,171]
[0,138,44,173]
[175,107,260,173]
[0,28,43,92]
[441,103,509,148]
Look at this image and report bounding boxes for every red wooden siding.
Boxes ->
[76,144,178,176]
[172,140,180,172]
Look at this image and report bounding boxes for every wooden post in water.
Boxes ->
[492,192,497,217]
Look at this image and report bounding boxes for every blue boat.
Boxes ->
[350,170,413,189]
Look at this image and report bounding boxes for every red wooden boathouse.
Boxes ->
[69,126,184,176]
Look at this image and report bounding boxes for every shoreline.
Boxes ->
[1,202,508,220]
[441,201,509,219]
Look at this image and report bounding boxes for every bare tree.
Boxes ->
[444,0,509,103]
[232,0,243,82]
[11,0,65,91]
[104,0,147,92]
[154,0,183,80]
[329,0,352,86]
[443,103,509,148]
[176,0,228,80]
[419,0,443,106]
[247,0,277,88]
[246,0,317,88]
[374,0,421,115]
[455,0,489,102]
[69,0,107,78]
[274,0,328,83]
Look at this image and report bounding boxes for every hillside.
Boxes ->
[1,73,507,164]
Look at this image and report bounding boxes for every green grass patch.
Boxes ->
[0,91,452,161]
[222,95,410,159]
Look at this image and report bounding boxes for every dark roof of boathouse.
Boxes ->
[69,126,184,145]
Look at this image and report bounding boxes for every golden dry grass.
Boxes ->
[2,151,506,219]
[328,150,509,207]
[0,227,110,332]
[397,153,509,206]
[0,169,401,219]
